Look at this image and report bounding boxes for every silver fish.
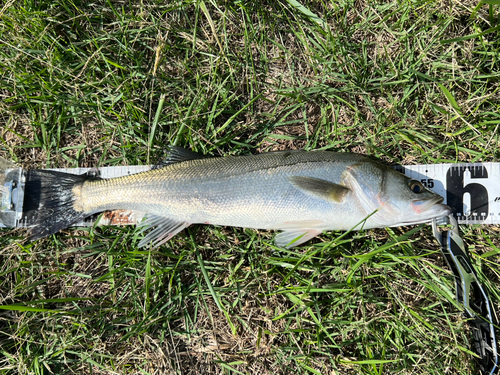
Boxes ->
[24,147,451,247]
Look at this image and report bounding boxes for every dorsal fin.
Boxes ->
[152,146,207,169]
[164,146,207,163]
[82,168,103,179]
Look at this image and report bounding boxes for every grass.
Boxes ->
[0,0,499,374]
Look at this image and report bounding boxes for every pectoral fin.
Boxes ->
[138,214,190,248]
[289,176,350,203]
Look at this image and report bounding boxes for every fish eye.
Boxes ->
[409,180,424,194]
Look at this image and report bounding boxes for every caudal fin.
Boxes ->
[24,170,91,240]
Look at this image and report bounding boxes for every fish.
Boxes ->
[16,147,451,248]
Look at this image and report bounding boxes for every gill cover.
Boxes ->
[341,161,402,225]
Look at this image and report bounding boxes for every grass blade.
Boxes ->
[286,0,327,31]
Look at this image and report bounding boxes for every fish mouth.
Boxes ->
[399,196,452,226]
[412,195,445,213]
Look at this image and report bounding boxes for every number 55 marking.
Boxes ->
[421,179,434,189]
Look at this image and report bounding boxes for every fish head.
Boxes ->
[344,161,451,227]
[381,168,451,226]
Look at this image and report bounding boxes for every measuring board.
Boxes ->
[394,163,500,225]
[1,162,500,228]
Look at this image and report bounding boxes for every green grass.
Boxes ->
[1,0,499,374]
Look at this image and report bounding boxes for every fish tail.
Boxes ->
[25,170,91,240]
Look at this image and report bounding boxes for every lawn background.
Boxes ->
[0,0,499,374]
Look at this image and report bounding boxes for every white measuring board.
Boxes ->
[393,163,500,225]
[50,165,152,178]
[4,162,500,228]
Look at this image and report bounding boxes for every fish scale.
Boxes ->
[78,152,366,231]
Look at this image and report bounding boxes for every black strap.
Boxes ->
[433,217,498,374]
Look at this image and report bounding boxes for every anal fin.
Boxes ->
[138,214,190,248]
